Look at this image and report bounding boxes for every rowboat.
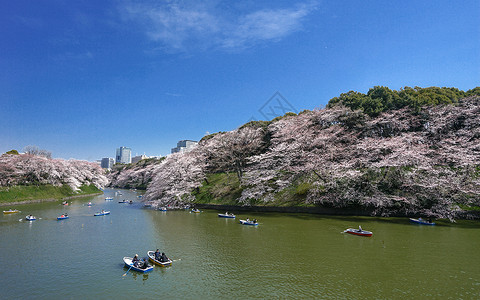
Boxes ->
[118,200,128,203]
[3,209,20,214]
[191,209,201,213]
[147,251,173,267]
[86,202,93,206]
[123,257,153,273]
[344,228,373,237]
[240,219,258,226]
[94,211,110,216]
[409,218,435,226]
[218,213,235,218]
[25,215,36,221]
[57,215,69,220]
[159,207,167,212]
[105,197,113,201]
[62,201,69,205]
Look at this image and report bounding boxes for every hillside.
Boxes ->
[115,86,480,219]
[0,153,108,203]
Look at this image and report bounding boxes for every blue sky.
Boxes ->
[1,0,479,160]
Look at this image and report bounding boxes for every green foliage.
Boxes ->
[4,150,19,155]
[327,86,477,117]
[192,173,243,205]
[0,184,101,203]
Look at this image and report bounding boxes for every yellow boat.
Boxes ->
[147,251,172,267]
[3,209,20,214]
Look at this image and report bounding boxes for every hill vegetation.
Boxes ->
[111,86,480,218]
[0,152,108,203]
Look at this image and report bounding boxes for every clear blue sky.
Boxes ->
[1,0,479,160]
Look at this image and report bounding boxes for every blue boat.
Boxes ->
[57,214,69,220]
[218,213,235,219]
[123,257,153,273]
[94,211,110,216]
[240,219,258,226]
[25,215,36,221]
[409,218,435,225]
[159,207,167,212]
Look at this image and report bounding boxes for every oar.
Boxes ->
[123,265,133,276]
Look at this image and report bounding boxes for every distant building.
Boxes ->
[116,146,132,164]
[171,140,198,154]
[132,154,149,164]
[101,157,115,169]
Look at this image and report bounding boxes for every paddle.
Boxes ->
[123,265,133,276]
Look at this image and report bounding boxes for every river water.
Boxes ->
[0,189,479,299]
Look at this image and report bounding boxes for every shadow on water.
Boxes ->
[209,209,480,228]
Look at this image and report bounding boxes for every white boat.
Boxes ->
[240,219,258,226]
[218,213,235,218]
[123,257,153,273]
[25,215,36,221]
[105,197,113,201]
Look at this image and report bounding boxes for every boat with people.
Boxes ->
[240,219,258,226]
[57,214,69,220]
[62,201,69,206]
[409,218,435,225]
[94,210,110,216]
[344,227,373,237]
[25,215,36,221]
[147,250,173,267]
[105,197,113,201]
[3,209,20,214]
[218,212,235,218]
[191,209,201,213]
[86,202,93,206]
[159,207,167,212]
[123,256,153,273]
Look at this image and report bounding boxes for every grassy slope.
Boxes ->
[192,172,316,207]
[193,173,244,205]
[0,184,102,204]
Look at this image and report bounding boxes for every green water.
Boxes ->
[0,189,479,299]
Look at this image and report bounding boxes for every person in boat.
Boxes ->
[132,254,140,267]
[154,249,161,261]
[358,225,362,232]
[141,258,149,269]
[428,218,433,223]
[65,213,68,217]
[253,219,257,224]
[246,218,250,222]
[160,252,169,262]
[60,214,65,218]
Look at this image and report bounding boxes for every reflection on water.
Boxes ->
[0,189,479,299]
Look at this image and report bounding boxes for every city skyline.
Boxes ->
[1,0,479,161]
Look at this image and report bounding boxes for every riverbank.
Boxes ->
[0,184,103,206]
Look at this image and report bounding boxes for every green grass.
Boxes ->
[457,204,480,211]
[193,173,243,205]
[0,184,102,204]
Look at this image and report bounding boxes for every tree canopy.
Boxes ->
[327,86,480,117]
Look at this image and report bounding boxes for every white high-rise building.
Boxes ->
[171,140,198,154]
[116,146,132,164]
[101,157,115,169]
